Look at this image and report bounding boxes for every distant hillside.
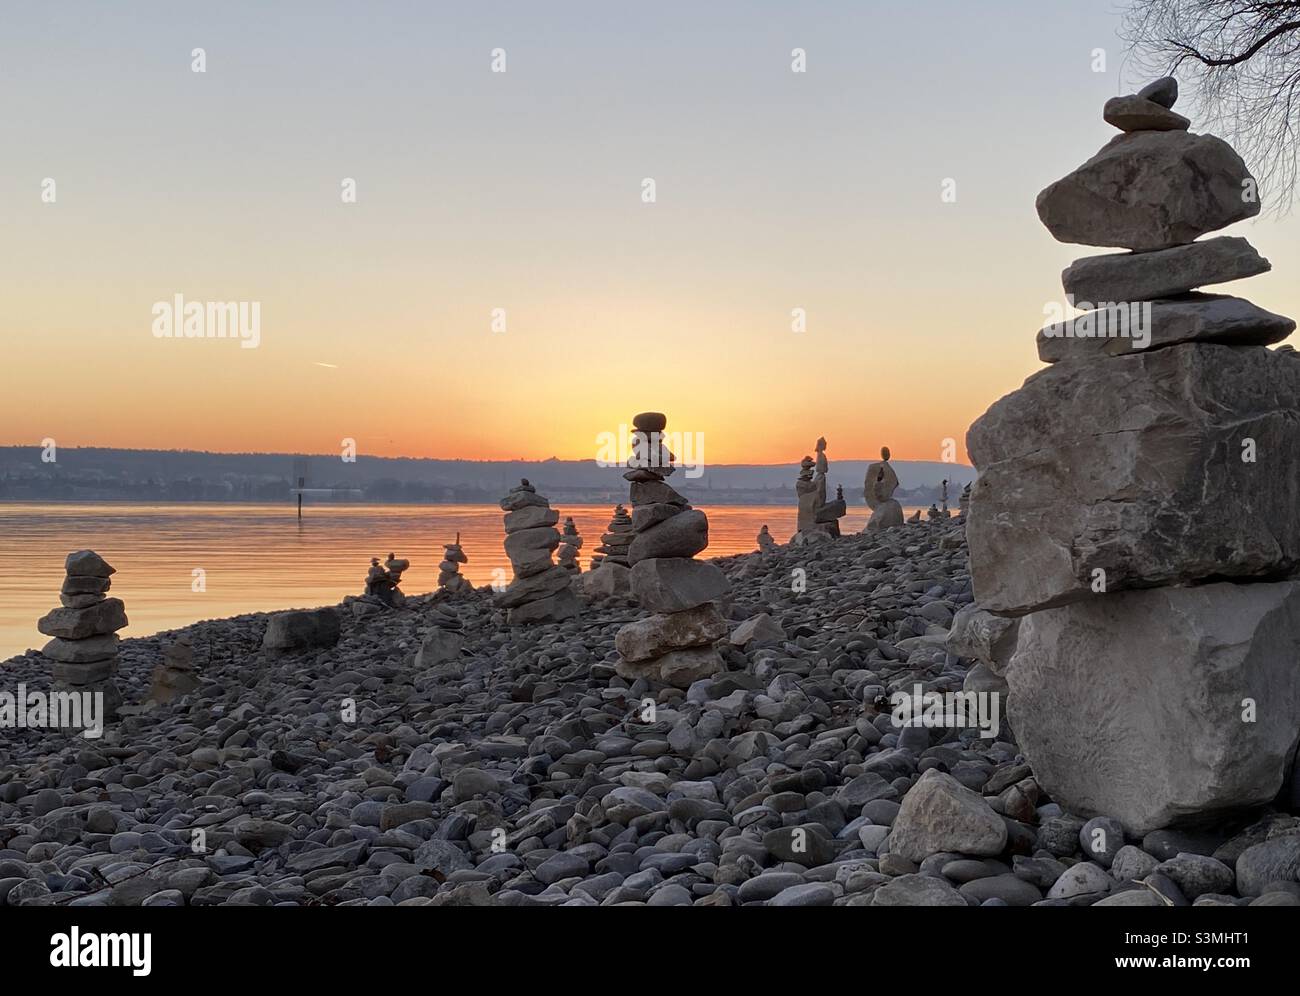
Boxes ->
[0,446,977,506]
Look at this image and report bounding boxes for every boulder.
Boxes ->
[628,509,708,564]
[866,499,904,531]
[505,587,581,625]
[615,604,727,662]
[37,597,128,640]
[1037,293,1294,363]
[946,605,1020,674]
[614,645,723,688]
[261,608,340,651]
[1061,236,1269,302]
[581,562,632,598]
[1006,580,1300,835]
[495,565,571,609]
[729,613,786,648]
[889,769,1008,862]
[629,557,729,612]
[967,343,1300,614]
[413,628,463,668]
[1036,131,1258,250]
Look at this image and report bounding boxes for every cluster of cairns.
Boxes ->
[37,550,127,722]
[146,633,200,705]
[792,437,846,543]
[363,554,409,608]
[863,446,903,531]
[969,77,1300,834]
[614,412,732,687]
[557,517,582,574]
[437,534,471,595]
[496,479,581,624]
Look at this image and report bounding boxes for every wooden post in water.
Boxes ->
[297,477,305,520]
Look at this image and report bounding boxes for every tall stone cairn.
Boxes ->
[615,412,731,687]
[38,550,127,722]
[437,534,471,594]
[557,517,582,574]
[969,77,1300,834]
[496,479,581,624]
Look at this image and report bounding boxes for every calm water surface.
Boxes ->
[0,501,905,660]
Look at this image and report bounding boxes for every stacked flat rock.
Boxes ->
[38,550,126,721]
[615,412,731,687]
[147,634,200,705]
[496,479,580,624]
[969,78,1300,834]
[557,517,582,574]
[863,446,903,531]
[437,535,471,595]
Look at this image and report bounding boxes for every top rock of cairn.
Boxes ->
[1037,76,1261,252]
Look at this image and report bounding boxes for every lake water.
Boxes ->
[0,501,912,660]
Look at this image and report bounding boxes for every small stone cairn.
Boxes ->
[496,479,581,624]
[147,633,200,705]
[363,553,408,608]
[437,534,471,594]
[614,412,731,687]
[583,504,634,597]
[37,550,126,721]
[969,76,1300,833]
[557,517,582,574]
[756,524,776,553]
[863,446,903,531]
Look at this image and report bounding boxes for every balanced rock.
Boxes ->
[38,598,127,641]
[148,635,200,705]
[39,551,126,726]
[1007,581,1300,834]
[591,504,633,568]
[1102,94,1189,132]
[557,518,582,574]
[1037,293,1294,363]
[629,558,730,613]
[756,524,776,553]
[967,342,1300,614]
[1036,131,1258,251]
[1062,235,1270,302]
[863,446,903,531]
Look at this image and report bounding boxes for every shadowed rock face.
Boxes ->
[1006,581,1300,835]
[966,342,1300,615]
[1036,130,1259,251]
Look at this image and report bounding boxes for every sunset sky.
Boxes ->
[3,1,1297,465]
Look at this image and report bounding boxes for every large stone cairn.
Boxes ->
[38,550,126,721]
[615,412,731,687]
[968,77,1300,834]
[793,437,846,542]
[437,534,471,594]
[557,517,582,574]
[862,445,903,531]
[496,479,581,624]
